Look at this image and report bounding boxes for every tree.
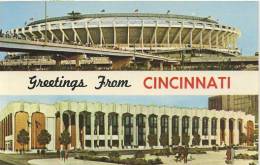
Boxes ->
[147,134,157,148]
[59,129,71,150]
[159,133,169,148]
[182,133,190,146]
[17,129,29,153]
[192,133,201,146]
[37,129,51,149]
[172,134,180,146]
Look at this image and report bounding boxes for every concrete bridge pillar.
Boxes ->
[160,62,164,71]
[146,61,152,70]
[170,64,174,71]
[110,57,132,70]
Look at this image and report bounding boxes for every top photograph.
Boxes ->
[0,1,258,71]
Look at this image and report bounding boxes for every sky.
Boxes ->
[0,95,209,111]
[0,1,258,58]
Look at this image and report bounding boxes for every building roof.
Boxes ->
[28,12,218,26]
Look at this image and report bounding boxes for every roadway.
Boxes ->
[0,37,177,63]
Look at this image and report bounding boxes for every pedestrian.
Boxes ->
[65,150,69,160]
[225,146,231,164]
[183,145,189,164]
[61,149,65,162]
[231,146,235,165]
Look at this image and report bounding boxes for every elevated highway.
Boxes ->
[0,37,258,70]
[0,37,179,69]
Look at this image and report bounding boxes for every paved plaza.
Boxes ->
[28,149,258,165]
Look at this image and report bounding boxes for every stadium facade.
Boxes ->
[1,13,257,70]
[0,101,255,152]
[12,13,240,54]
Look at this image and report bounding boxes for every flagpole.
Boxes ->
[44,1,47,44]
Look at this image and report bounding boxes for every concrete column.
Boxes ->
[188,117,192,146]
[133,115,136,147]
[90,113,94,149]
[157,116,161,147]
[160,62,163,71]
[199,117,203,146]
[169,117,172,146]
[190,30,193,46]
[225,119,229,146]
[68,114,71,149]
[118,114,122,149]
[170,64,174,71]
[179,30,182,47]
[179,116,182,145]
[209,31,212,48]
[200,31,203,48]
[97,121,99,147]
[104,113,108,148]
[75,112,80,149]
[216,32,219,48]
[145,115,149,148]
[12,113,15,151]
[28,115,32,150]
[109,118,112,147]
[208,118,212,146]
[82,114,86,149]
[216,118,220,145]
[147,61,152,70]
[46,117,55,151]
[60,112,64,149]
[122,117,125,148]
[233,119,239,145]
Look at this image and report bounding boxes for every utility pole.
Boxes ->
[44,1,47,44]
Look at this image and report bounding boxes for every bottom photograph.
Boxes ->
[0,95,258,165]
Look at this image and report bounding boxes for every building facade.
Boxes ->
[208,95,258,121]
[0,101,255,152]
[12,13,240,54]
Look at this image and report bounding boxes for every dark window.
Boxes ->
[211,118,217,136]
[137,114,145,146]
[85,113,91,135]
[123,114,132,146]
[149,115,157,135]
[202,117,208,135]
[192,117,199,135]
[172,116,179,135]
[182,116,189,134]
[161,116,169,135]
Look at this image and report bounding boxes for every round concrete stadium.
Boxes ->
[0,101,254,152]
[12,13,240,55]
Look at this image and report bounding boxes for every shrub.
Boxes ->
[123,158,147,165]
[134,151,145,158]
[88,151,97,156]
[108,151,120,159]
[192,133,201,146]
[148,134,157,148]
[235,153,258,160]
[190,147,207,154]
[41,149,46,155]
[147,158,163,164]
[172,134,180,145]
[159,133,169,147]
[182,133,190,146]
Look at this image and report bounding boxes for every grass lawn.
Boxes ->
[0,153,59,165]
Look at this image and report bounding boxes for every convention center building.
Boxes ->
[0,101,255,151]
